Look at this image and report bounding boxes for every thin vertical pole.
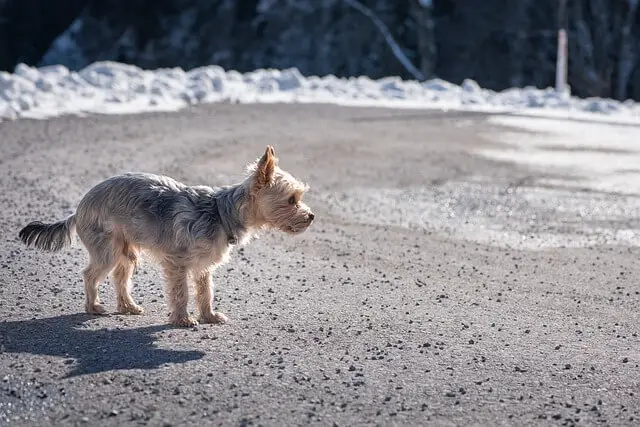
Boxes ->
[555,0,568,93]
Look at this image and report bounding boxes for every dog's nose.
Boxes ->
[308,212,315,221]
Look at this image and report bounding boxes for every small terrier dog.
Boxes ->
[18,146,314,327]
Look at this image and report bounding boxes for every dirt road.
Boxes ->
[1,104,639,426]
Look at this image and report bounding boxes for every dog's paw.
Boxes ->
[199,311,229,324]
[170,315,199,327]
[117,303,144,315]
[85,303,107,315]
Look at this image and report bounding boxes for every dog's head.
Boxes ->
[246,145,314,234]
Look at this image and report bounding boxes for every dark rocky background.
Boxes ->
[1,0,639,101]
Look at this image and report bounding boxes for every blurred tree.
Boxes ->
[0,0,85,71]
[411,0,437,79]
[1,0,639,101]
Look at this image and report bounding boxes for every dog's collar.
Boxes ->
[226,233,237,245]
[215,196,238,246]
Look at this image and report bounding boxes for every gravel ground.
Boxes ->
[1,104,639,427]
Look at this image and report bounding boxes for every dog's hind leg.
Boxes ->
[83,261,113,314]
[114,260,144,315]
[162,261,198,327]
[79,229,117,314]
[194,269,228,324]
[112,238,143,315]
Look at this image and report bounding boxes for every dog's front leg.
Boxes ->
[195,269,228,324]
[162,261,198,327]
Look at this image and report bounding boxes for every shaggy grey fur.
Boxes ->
[18,215,76,252]
[19,172,248,254]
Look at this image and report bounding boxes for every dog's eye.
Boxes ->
[288,195,296,205]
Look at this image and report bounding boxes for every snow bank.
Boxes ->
[1,61,639,123]
[479,115,640,195]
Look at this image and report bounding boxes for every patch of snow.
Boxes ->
[1,61,640,124]
[478,115,640,195]
[319,181,640,250]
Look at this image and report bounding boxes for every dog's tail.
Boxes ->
[18,214,76,252]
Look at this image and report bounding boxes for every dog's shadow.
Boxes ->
[0,314,205,377]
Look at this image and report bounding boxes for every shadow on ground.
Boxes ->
[0,314,205,377]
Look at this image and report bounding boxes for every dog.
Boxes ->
[18,145,314,327]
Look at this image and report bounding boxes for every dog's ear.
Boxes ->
[254,145,277,189]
